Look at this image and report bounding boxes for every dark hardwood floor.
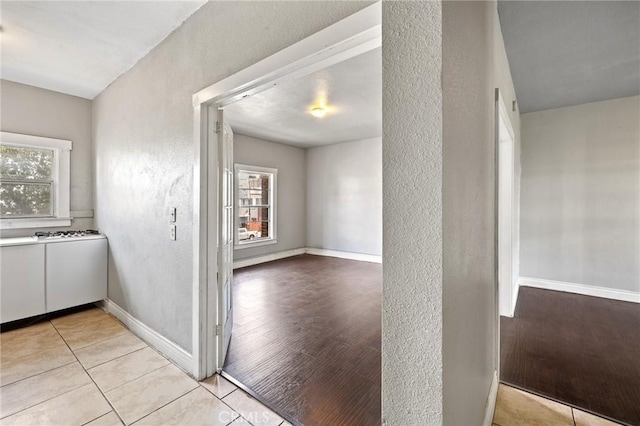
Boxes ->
[501,287,640,426]
[223,254,381,426]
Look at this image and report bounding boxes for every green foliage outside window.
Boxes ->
[0,145,54,217]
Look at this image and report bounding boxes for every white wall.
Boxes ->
[306,138,382,256]
[520,96,640,293]
[442,2,521,424]
[382,2,444,423]
[0,80,93,238]
[442,2,494,424]
[92,1,372,353]
[233,134,306,260]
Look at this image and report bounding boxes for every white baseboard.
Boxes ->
[233,247,382,269]
[233,248,306,269]
[482,370,499,426]
[104,300,194,375]
[509,281,520,317]
[519,277,640,303]
[305,247,382,263]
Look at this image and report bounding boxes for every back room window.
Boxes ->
[235,164,277,248]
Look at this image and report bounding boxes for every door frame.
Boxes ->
[493,89,517,380]
[191,2,381,380]
[496,89,517,319]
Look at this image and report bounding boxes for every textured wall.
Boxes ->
[1,80,93,237]
[233,133,306,260]
[442,2,520,424]
[92,1,372,352]
[382,2,443,424]
[306,138,382,256]
[521,96,640,293]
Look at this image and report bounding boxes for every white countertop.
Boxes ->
[0,234,106,247]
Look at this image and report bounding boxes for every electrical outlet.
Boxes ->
[169,207,177,223]
[170,225,176,241]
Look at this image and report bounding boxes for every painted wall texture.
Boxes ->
[1,80,93,238]
[382,2,443,424]
[92,1,372,353]
[306,138,382,256]
[233,134,306,260]
[442,2,494,424]
[520,96,640,293]
[442,2,521,424]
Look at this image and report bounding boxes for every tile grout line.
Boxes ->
[0,357,77,389]
[50,318,127,426]
[0,362,86,420]
[84,345,150,372]
[127,386,201,425]
[80,411,114,426]
[54,311,197,425]
[221,389,287,426]
[96,359,172,395]
[73,331,148,369]
[5,310,262,426]
[61,329,130,352]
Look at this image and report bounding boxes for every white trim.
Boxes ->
[482,371,499,426]
[0,131,72,151]
[192,4,381,108]
[234,163,278,250]
[496,90,518,318]
[507,280,520,318]
[305,248,381,264]
[233,248,306,269]
[234,239,278,250]
[192,2,382,380]
[1,132,72,230]
[70,209,94,218]
[519,277,640,304]
[105,299,194,374]
[0,218,71,230]
[233,247,382,270]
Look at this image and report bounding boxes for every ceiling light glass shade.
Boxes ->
[310,107,327,118]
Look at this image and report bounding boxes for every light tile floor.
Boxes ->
[0,307,623,426]
[0,307,292,426]
[494,384,622,426]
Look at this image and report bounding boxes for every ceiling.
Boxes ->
[0,1,207,99]
[498,1,640,113]
[224,47,382,148]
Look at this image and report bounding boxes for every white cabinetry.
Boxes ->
[0,244,46,323]
[0,236,107,323]
[46,239,107,312]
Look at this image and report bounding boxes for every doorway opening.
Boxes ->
[192,3,382,424]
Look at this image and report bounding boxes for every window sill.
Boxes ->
[1,218,72,230]
[234,239,277,250]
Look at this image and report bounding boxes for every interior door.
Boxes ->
[217,109,234,370]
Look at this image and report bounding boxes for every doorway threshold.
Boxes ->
[220,370,301,426]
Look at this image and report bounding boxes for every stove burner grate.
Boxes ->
[34,230,100,239]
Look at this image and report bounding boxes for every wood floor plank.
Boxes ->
[500,287,640,425]
[223,254,381,425]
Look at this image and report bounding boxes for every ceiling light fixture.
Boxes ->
[310,106,327,118]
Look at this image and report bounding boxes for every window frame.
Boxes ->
[0,132,72,230]
[234,163,277,249]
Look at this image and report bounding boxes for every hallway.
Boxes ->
[501,287,640,425]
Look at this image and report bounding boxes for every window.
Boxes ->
[235,164,277,248]
[0,132,72,229]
